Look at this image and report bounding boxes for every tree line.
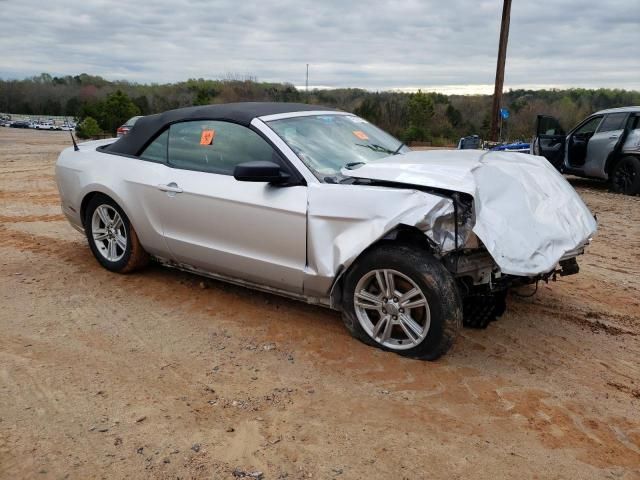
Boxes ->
[1,73,638,143]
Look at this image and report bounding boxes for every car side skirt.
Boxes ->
[155,257,333,309]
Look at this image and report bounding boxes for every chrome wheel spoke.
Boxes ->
[399,313,423,340]
[114,233,127,251]
[112,215,123,230]
[107,239,117,260]
[403,298,427,309]
[355,290,382,309]
[383,270,395,297]
[375,271,387,297]
[373,315,393,342]
[96,206,111,225]
[399,287,420,305]
[93,228,108,241]
[372,315,387,337]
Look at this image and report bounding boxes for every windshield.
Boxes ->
[266,114,409,181]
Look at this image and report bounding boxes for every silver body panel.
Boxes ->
[56,112,597,307]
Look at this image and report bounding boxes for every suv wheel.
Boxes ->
[611,156,640,195]
[342,244,462,360]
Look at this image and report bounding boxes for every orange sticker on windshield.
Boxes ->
[352,130,369,140]
[200,129,215,145]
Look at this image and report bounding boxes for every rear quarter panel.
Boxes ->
[55,143,169,257]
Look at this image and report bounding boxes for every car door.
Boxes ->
[107,129,173,258]
[157,120,307,294]
[567,115,603,169]
[534,115,566,171]
[583,112,629,178]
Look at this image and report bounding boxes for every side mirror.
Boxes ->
[233,161,289,184]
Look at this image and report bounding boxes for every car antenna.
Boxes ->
[66,116,79,151]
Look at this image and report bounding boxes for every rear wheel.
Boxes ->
[610,156,640,195]
[342,244,462,360]
[85,194,149,273]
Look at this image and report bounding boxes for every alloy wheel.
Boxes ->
[353,269,431,350]
[91,204,127,262]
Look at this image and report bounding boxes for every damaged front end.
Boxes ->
[315,150,596,319]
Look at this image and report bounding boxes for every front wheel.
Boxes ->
[85,194,149,273]
[341,244,462,360]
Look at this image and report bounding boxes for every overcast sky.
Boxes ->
[0,0,638,93]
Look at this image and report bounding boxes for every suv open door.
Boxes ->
[533,115,566,171]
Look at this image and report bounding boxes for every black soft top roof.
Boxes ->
[105,102,336,156]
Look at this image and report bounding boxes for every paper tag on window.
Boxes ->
[200,130,215,145]
[352,130,369,140]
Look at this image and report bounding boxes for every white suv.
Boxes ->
[532,106,640,195]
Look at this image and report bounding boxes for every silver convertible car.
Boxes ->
[56,103,597,360]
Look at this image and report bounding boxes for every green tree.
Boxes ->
[75,116,101,138]
[404,90,434,141]
[97,90,140,134]
[445,104,462,127]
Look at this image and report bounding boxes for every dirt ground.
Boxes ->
[0,128,638,480]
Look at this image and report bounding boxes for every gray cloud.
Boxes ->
[0,0,638,92]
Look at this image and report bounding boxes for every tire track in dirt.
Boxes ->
[0,213,65,223]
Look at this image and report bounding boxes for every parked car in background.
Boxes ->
[457,135,481,150]
[10,120,30,129]
[116,116,142,137]
[55,103,596,360]
[490,141,530,153]
[532,106,640,195]
[34,120,57,130]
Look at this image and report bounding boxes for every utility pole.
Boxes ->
[489,0,512,141]
[306,64,309,93]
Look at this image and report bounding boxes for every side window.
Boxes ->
[575,116,602,136]
[140,129,168,163]
[597,113,628,133]
[167,120,282,175]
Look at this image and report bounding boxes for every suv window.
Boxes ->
[167,120,281,175]
[574,116,602,136]
[140,129,168,163]
[597,113,628,133]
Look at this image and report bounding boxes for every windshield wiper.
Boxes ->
[355,143,395,155]
[324,175,356,185]
[393,142,405,155]
[345,161,366,169]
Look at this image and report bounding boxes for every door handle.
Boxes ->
[608,135,620,139]
[157,183,183,193]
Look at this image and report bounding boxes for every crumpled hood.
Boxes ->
[343,149,598,276]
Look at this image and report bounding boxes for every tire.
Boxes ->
[84,194,149,273]
[610,156,640,195]
[341,244,462,360]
